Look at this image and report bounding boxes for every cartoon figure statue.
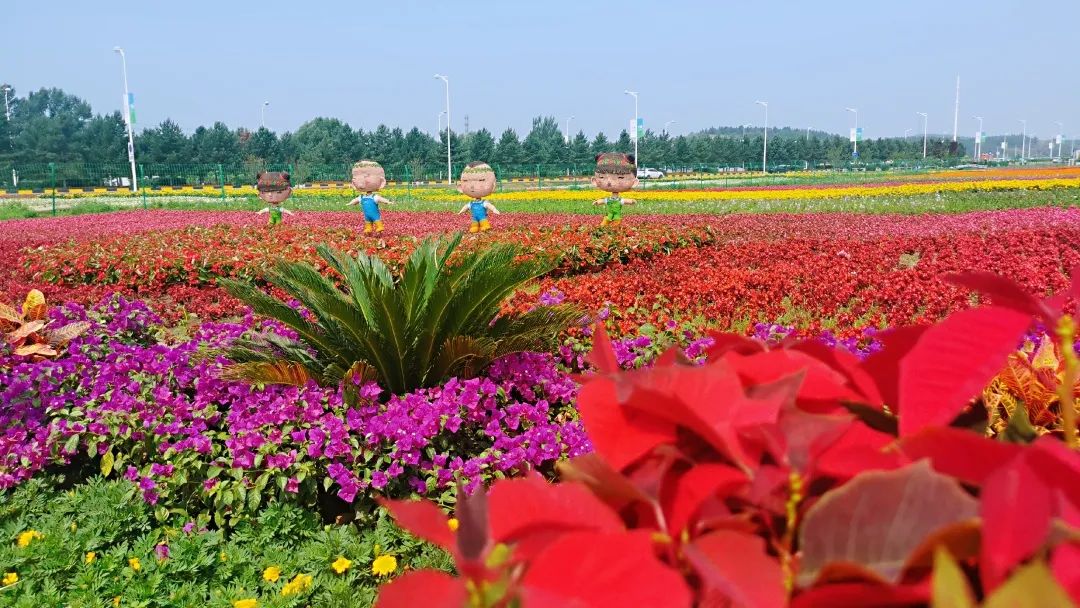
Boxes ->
[456,161,501,233]
[255,171,295,227]
[346,160,395,235]
[591,152,638,227]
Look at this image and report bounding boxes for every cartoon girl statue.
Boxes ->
[346,160,395,235]
[592,152,638,227]
[456,161,501,232]
[255,171,295,227]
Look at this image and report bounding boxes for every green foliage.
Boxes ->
[0,475,450,606]
[220,234,581,395]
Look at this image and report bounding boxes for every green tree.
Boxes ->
[464,128,496,163]
[137,119,191,164]
[220,235,580,396]
[292,117,357,166]
[570,131,591,164]
[10,88,92,163]
[244,127,281,164]
[494,128,523,166]
[190,122,241,164]
[79,112,127,164]
[615,130,633,154]
[590,132,611,157]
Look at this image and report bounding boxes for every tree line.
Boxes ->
[0,85,986,171]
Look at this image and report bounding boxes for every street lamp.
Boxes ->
[437,111,446,138]
[755,101,768,173]
[434,74,451,184]
[624,90,639,165]
[973,116,983,160]
[1019,119,1027,162]
[0,85,10,122]
[261,101,270,129]
[663,120,676,136]
[904,128,912,140]
[1055,121,1064,161]
[113,46,137,192]
[564,115,575,144]
[916,112,928,159]
[845,107,858,158]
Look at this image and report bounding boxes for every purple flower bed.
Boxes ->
[0,295,589,526]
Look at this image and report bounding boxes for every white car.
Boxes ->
[637,167,665,179]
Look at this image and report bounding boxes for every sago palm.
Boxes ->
[218,234,581,395]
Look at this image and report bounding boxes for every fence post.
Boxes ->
[537,164,542,190]
[49,162,57,216]
[218,164,226,201]
[139,164,147,210]
[404,165,412,200]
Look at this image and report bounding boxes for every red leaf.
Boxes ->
[378,498,456,553]
[455,482,489,562]
[663,464,748,537]
[683,529,786,608]
[587,324,620,374]
[723,349,864,412]
[859,325,928,410]
[798,460,978,587]
[702,331,766,359]
[620,362,782,472]
[790,339,884,406]
[488,475,623,559]
[375,569,468,608]
[790,581,930,608]
[980,453,1054,591]
[898,305,1033,436]
[576,376,675,471]
[1051,542,1080,605]
[946,272,1059,323]
[894,426,1023,486]
[558,452,655,512]
[520,531,692,608]
[813,423,902,480]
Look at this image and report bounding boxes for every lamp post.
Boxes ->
[663,120,676,136]
[973,116,983,160]
[0,85,10,122]
[624,90,639,166]
[845,107,858,158]
[113,47,137,192]
[261,101,269,129]
[1019,119,1027,162]
[920,111,928,159]
[755,101,768,174]
[434,74,451,184]
[1055,121,1064,161]
[564,115,574,144]
[904,128,911,140]
[438,111,446,138]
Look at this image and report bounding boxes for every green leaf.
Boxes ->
[206,465,222,479]
[100,450,115,477]
[63,434,80,454]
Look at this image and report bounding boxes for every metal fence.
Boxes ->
[1,157,996,193]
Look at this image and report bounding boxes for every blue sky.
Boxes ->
[5,0,1078,139]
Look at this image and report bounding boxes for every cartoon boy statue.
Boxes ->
[591,152,638,227]
[456,161,501,233]
[346,160,395,234]
[255,171,295,227]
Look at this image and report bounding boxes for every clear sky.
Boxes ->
[5,0,1078,139]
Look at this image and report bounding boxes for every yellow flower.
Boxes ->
[85,551,97,564]
[281,573,312,597]
[262,565,281,583]
[447,518,459,532]
[2,572,17,586]
[70,522,77,532]
[113,597,121,607]
[371,554,397,577]
[220,551,228,562]
[233,600,258,608]
[128,557,141,571]
[16,530,43,547]
[331,556,352,575]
